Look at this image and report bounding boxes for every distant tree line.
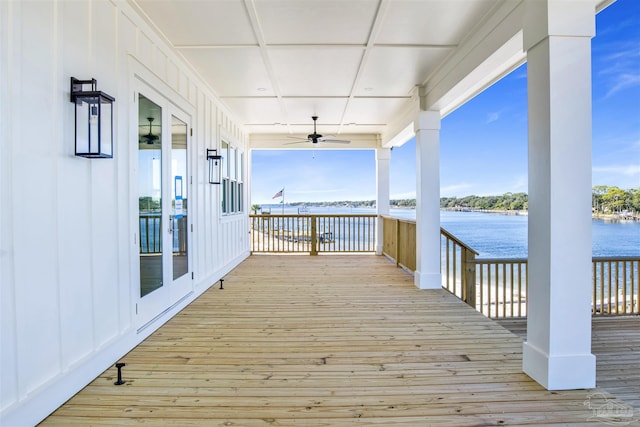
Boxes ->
[263,186,639,214]
[592,185,640,214]
[440,192,528,211]
[441,187,639,213]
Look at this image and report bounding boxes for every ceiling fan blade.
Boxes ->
[283,140,310,145]
[319,138,351,144]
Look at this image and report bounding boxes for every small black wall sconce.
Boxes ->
[207,148,222,184]
[70,77,115,158]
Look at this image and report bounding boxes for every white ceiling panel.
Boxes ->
[343,97,410,124]
[254,0,379,45]
[179,47,273,97]
[129,0,535,145]
[269,47,364,96]
[376,0,499,46]
[286,123,343,136]
[356,46,454,96]
[136,0,257,46]
[222,97,284,126]
[242,124,285,134]
[282,98,349,125]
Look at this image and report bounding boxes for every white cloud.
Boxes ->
[486,111,501,124]
[440,183,474,197]
[508,174,528,193]
[593,164,640,177]
[605,73,640,98]
[287,188,339,195]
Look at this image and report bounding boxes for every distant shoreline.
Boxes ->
[439,207,639,222]
[259,203,638,221]
[439,207,528,216]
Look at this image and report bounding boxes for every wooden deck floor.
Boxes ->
[499,316,640,410]
[42,255,639,426]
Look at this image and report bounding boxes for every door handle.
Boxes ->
[168,215,174,234]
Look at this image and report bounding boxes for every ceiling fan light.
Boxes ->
[141,117,160,144]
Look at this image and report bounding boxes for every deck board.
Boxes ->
[41,255,639,426]
[499,315,640,410]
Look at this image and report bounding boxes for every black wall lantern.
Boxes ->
[206,149,222,184]
[70,77,115,158]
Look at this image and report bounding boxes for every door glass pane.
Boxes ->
[138,95,163,297]
[229,146,236,180]
[221,141,228,177]
[171,115,188,280]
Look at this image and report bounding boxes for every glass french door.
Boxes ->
[136,87,192,327]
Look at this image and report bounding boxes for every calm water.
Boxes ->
[264,205,639,258]
[437,211,639,258]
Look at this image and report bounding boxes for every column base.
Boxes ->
[414,271,441,290]
[523,341,596,390]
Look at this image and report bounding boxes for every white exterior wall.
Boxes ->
[0,1,249,425]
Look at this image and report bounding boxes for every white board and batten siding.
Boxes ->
[0,1,249,425]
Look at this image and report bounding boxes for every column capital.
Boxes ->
[414,110,441,132]
[375,147,391,161]
[523,0,595,52]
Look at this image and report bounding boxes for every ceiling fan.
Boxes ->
[140,117,160,144]
[286,116,350,145]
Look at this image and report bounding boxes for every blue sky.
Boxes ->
[251,0,640,204]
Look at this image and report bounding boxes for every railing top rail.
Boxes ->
[250,214,377,218]
[311,214,378,218]
[380,214,479,255]
[470,257,528,264]
[380,214,415,224]
[592,256,640,262]
[470,256,640,263]
[440,227,480,255]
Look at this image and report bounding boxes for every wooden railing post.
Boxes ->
[395,218,400,267]
[310,215,318,256]
[464,249,476,309]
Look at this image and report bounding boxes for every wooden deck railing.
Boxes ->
[593,257,639,315]
[381,215,416,271]
[380,215,640,319]
[440,227,479,305]
[473,258,528,318]
[249,214,377,254]
[140,214,162,253]
[381,215,480,305]
[139,214,188,255]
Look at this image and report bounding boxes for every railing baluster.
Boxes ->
[517,263,523,317]
[622,260,627,314]
[600,261,605,314]
[607,261,612,314]
[453,243,457,297]
[251,215,639,319]
[632,260,637,314]
[250,214,377,255]
[592,261,597,315]
[614,260,619,314]
[479,265,485,317]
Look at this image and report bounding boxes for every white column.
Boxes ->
[375,148,391,255]
[523,0,596,390]
[414,111,441,289]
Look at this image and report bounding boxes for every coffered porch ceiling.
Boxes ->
[128,0,606,148]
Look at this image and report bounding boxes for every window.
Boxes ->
[221,140,244,215]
